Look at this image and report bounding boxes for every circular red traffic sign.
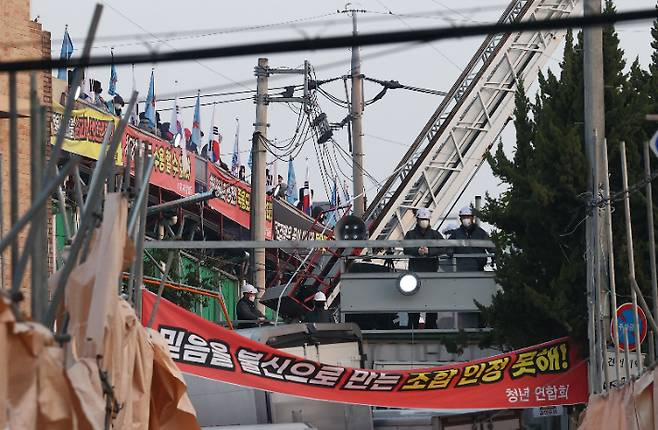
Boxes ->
[611,303,647,351]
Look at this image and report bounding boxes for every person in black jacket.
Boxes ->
[448,206,490,271]
[403,208,444,329]
[236,283,266,328]
[304,291,333,323]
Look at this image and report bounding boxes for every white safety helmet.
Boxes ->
[459,206,474,217]
[241,283,258,295]
[314,291,327,302]
[416,208,431,220]
[441,222,458,235]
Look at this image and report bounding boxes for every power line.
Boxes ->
[2,8,657,72]
[158,96,253,112]
[149,84,302,104]
[374,0,464,71]
[43,4,510,48]
[428,0,485,24]
[363,75,448,96]
[100,0,250,90]
[119,43,422,103]
[85,11,343,50]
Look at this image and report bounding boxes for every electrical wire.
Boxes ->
[100,0,250,90]
[43,4,511,49]
[158,96,252,112]
[374,0,464,72]
[8,8,656,72]
[123,43,421,104]
[332,140,382,187]
[363,75,447,96]
[89,11,343,50]
[152,84,299,104]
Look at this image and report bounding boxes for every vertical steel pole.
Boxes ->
[134,149,151,319]
[127,142,142,303]
[8,72,18,294]
[620,141,643,373]
[644,141,658,358]
[46,4,103,181]
[0,154,4,291]
[29,73,46,322]
[602,137,620,385]
[649,332,655,365]
[623,326,631,382]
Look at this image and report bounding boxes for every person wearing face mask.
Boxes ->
[403,208,444,329]
[448,206,490,271]
[236,283,266,328]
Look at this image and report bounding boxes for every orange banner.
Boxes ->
[142,291,588,410]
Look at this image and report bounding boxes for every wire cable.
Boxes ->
[158,96,253,112]
[374,0,464,71]
[8,8,657,72]
[100,0,250,90]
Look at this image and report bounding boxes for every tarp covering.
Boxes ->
[1,193,199,429]
[578,367,658,430]
[143,290,589,410]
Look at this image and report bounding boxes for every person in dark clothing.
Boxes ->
[448,206,490,271]
[304,291,333,323]
[403,208,444,329]
[269,175,287,199]
[236,283,265,328]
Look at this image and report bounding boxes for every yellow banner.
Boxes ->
[50,103,122,165]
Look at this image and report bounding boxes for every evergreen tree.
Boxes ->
[479,5,658,350]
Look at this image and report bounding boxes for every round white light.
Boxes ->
[398,272,420,296]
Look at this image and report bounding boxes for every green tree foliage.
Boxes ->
[479,3,658,350]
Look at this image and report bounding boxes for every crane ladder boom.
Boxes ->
[365,0,580,241]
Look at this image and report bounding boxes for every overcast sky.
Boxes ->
[32,0,656,224]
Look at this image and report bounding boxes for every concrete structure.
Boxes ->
[0,0,52,310]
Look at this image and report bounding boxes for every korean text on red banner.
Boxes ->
[142,291,588,410]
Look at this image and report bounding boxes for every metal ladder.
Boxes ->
[365,0,580,241]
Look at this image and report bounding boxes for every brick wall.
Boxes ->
[0,0,52,313]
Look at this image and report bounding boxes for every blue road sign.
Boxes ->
[611,303,647,351]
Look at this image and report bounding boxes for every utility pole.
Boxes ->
[350,8,365,218]
[584,0,606,393]
[248,59,308,314]
[252,57,268,312]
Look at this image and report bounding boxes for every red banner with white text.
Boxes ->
[122,126,196,197]
[206,162,273,239]
[142,291,588,410]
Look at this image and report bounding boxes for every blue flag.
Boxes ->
[57,27,74,81]
[108,61,118,96]
[144,70,156,129]
[231,119,240,176]
[191,91,202,153]
[286,158,297,204]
